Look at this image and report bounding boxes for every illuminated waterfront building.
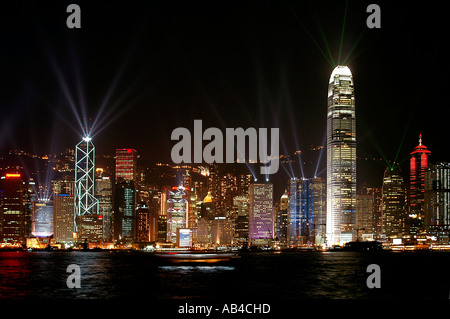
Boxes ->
[74,136,100,241]
[288,177,326,246]
[31,199,53,238]
[211,216,234,245]
[234,196,249,245]
[288,178,301,243]
[275,190,288,244]
[356,195,373,240]
[326,65,357,246]
[0,173,24,244]
[408,134,431,236]
[424,162,450,243]
[166,186,188,243]
[53,193,74,244]
[249,182,273,244]
[381,166,406,241]
[136,202,150,242]
[115,149,138,182]
[113,180,135,243]
[95,175,113,242]
[312,177,326,246]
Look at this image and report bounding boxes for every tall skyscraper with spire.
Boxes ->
[408,133,431,237]
[326,65,356,246]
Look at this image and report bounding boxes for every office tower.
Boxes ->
[52,180,75,196]
[0,173,24,244]
[31,199,54,238]
[234,196,249,246]
[249,182,273,244]
[136,202,150,242]
[288,178,301,243]
[114,180,135,243]
[200,191,215,219]
[275,190,289,244]
[409,134,431,236]
[211,217,234,245]
[95,176,113,242]
[53,193,74,244]
[368,187,383,239]
[425,162,450,243]
[381,166,406,241]
[166,186,188,243]
[288,177,325,246]
[115,149,138,182]
[326,65,357,246]
[356,195,373,240]
[312,177,327,246]
[74,137,99,240]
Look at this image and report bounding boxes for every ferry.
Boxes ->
[151,251,241,265]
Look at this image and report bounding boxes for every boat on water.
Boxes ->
[341,241,383,251]
[151,251,241,265]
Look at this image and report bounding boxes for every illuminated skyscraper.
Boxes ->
[113,180,135,243]
[74,137,99,239]
[275,190,288,244]
[424,162,450,243]
[115,149,137,182]
[381,166,406,240]
[326,65,356,246]
[31,199,53,238]
[249,182,273,244]
[95,176,113,242]
[0,173,24,244]
[166,186,188,244]
[288,177,326,246]
[408,134,431,236]
[53,193,74,244]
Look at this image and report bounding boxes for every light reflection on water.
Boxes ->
[1,251,450,299]
[158,265,235,272]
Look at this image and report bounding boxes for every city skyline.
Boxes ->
[0,1,448,175]
[3,2,450,306]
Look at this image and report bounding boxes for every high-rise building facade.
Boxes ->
[275,190,289,244]
[326,65,356,246]
[53,193,74,244]
[288,177,326,246]
[95,176,113,242]
[0,173,24,245]
[424,162,450,243]
[113,180,135,243]
[166,186,188,244]
[115,149,138,182]
[74,137,99,240]
[249,182,273,243]
[408,134,431,236]
[31,199,54,238]
[381,166,406,241]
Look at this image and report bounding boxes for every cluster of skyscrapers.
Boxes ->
[1,65,449,249]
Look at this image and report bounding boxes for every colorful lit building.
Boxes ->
[115,149,138,183]
[408,134,431,237]
[0,173,24,245]
[31,199,54,238]
[166,186,188,244]
[249,182,273,244]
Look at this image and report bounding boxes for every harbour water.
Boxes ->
[1,250,450,300]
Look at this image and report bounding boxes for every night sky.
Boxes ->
[0,0,448,189]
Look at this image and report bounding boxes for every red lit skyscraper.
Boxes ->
[0,173,24,245]
[115,149,138,182]
[409,134,431,237]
